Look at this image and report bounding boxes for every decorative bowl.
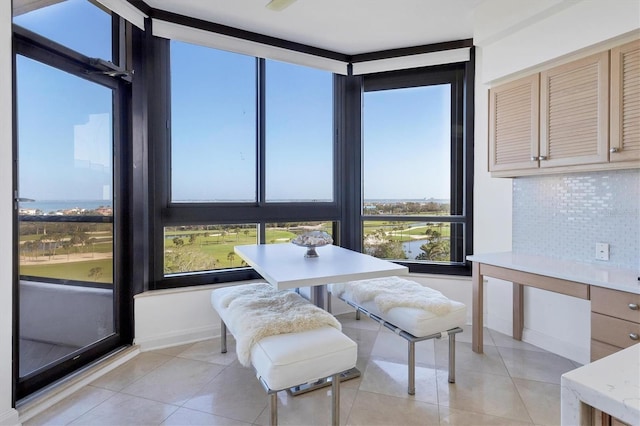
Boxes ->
[291,231,333,258]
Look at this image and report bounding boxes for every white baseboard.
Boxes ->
[0,408,20,426]
[134,324,219,352]
[485,313,588,364]
[522,328,589,365]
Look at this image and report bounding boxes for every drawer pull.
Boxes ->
[629,303,639,310]
[630,333,639,341]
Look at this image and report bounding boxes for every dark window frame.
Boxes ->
[153,45,341,289]
[347,59,474,276]
[12,13,134,400]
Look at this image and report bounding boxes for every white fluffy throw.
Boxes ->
[220,283,341,367]
[331,276,452,316]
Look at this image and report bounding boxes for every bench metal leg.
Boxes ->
[355,310,361,320]
[269,392,278,426]
[331,373,340,426]
[448,332,456,383]
[221,320,227,354]
[408,340,416,395]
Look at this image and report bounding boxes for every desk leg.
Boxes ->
[513,283,524,341]
[472,262,484,354]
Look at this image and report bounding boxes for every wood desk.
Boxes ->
[467,252,639,354]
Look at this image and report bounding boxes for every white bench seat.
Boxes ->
[211,284,357,426]
[327,277,466,395]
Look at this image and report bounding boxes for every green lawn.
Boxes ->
[21,258,113,283]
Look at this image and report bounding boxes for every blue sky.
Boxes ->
[14,0,451,203]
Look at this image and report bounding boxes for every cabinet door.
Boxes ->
[610,39,640,162]
[488,74,539,172]
[540,51,609,167]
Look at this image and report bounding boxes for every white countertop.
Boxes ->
[235,244,408,291]
[561,343,640,426]
[467,252,640,294]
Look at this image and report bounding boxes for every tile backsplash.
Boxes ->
[513,169,640,270]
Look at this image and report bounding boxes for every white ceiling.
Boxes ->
[143,0,482,56]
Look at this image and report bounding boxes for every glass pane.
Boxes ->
[363,84,451,212]
[265,221,334,245]
[164,224,257,274]
[13,0,113,62]
[16,55,115,377]
[266,60,333,202]
[363,220,461,263]
[171,41,256,202]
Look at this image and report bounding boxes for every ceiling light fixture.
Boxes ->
[265,0,297,12]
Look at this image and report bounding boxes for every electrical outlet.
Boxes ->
[595,242,609,261]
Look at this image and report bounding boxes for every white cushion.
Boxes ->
[212,285,357,391]
[251,326,356,390]
[328,282,466,337]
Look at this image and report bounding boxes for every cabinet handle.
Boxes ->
[629,303,639,310]
[531,156,538,161]
[538,156,547,161]
[630,333,639,341]
[610,147,620,153]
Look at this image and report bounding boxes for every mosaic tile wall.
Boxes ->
[512,169,640,270]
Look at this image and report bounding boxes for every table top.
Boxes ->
[467,252,640,294]
[235,243,408,291]
[561,343,640,425]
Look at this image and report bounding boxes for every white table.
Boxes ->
[235,243,408,307]
[234,243,408,394]
[561,343,640,426]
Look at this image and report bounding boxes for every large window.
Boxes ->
[360,65,472,274]
[163,42,337,285]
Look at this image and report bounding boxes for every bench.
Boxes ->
[211,283,357,426]
[327,276,466,395]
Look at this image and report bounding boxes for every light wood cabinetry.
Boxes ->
[590,286,640,361]
[488,74,539,172]
[540,51,609,168]
[610,39,640,163]
[488,40,640,177]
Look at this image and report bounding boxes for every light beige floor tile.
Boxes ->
[90,351,174,391]
[497,346,576,384]
[23,386,115,426]
[150,342,197,357]
[489,330,546,352]
[162,407,252,425]
[341,326,378,359]
[335,313,381,332]
[346,390,440,425]
[176,337,238,365]
[69,392,178,425]
[434,339,510,377]
[513,378,561,426]
[455,325,496,347]
[120,357,225,405]
[370,329,436,367]
[358,357,439,404]
[437,369,533,423]
[183,365,267,423]
[439,406,534,425]
[253,386,358,426]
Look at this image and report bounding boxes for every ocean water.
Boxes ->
[19,200,112,213]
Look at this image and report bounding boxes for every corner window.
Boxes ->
[361,65,472,273]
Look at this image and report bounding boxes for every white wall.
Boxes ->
[473,0,640,364]
[0,0,19,424]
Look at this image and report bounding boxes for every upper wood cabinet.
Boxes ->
[488,39,640,177]
[540,51,609,168]
[488,74,539,172]
[610,39,640,163]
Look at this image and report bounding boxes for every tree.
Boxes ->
[88,266,103,281]
[172,237,184,247]
[189,233,197,245]
[227,251,236,266]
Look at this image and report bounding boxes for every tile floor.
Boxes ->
[24,314,582,425]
